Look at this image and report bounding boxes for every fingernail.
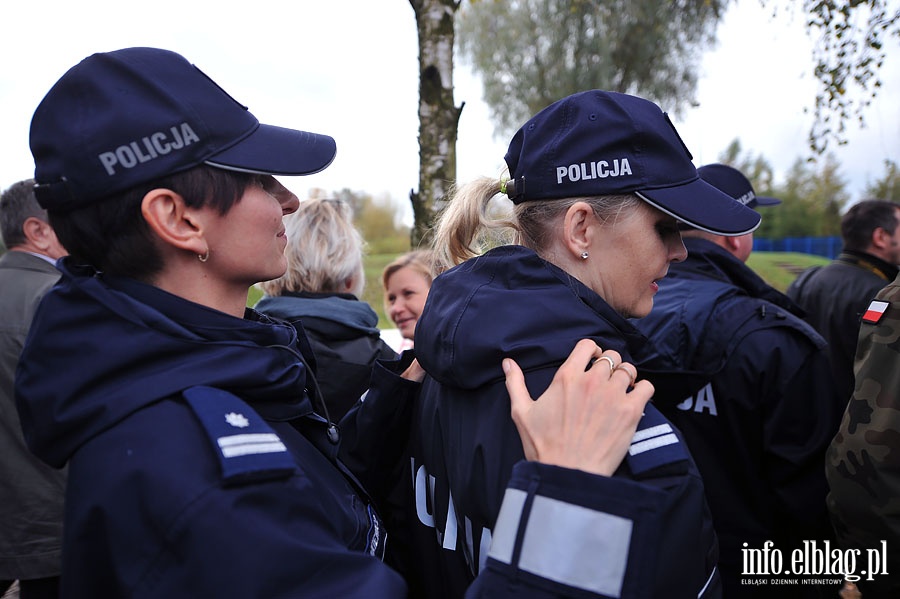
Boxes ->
[502,359,511,374]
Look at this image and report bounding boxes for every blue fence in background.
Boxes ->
[753,236,842,259]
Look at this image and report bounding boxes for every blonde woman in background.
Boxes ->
[255,197,398,421]
[382,250,435,349]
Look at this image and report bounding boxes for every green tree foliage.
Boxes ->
[406,0,896,246]
[457,0,727,137]
[797,0,900,154]
[715,140,848,239]
[761,155,848,238]
[453,0,897,155]
[864,159,900,201]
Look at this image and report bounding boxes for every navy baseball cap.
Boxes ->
[697,163,781,209]
[30,47,337,211]
[503,90,760,236]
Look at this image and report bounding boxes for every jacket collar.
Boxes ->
[674,238,803,316]
[16,258,314,467]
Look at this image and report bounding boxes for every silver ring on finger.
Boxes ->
[613,364,637,388]
[597,355,616,374]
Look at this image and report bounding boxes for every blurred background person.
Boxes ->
[633,163,842,598]
[0,178,68,599]
[255,197,397,421]
[381,250,434,350]
[787,199,900,403]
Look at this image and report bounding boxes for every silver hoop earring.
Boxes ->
[580,251,589,260]
[198,248,210,263]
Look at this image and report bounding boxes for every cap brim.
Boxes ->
[636,177,761,236]
[205,123,336,176]
[752,196,782,207]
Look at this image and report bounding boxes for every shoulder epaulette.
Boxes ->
[182,386,297,486]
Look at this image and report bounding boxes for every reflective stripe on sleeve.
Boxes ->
[488,487,633,597]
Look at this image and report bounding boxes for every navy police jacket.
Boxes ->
[15,261,412,597]
[408,246,722,598]
[632,239,842,597]
[15,259,666,599]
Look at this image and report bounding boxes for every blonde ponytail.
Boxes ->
[432,177,518,270]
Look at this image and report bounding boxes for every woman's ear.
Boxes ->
[141,189,206,255]
[562,201,595,259]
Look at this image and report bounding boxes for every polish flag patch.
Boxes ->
[862,300,890,324]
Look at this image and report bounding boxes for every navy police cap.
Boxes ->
[503,90,760,236]
[30,47,337,211]
[697,163,781,209]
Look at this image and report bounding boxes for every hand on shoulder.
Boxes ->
[503,339,653,476]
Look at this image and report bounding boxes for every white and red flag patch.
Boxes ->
[862,300,890,324]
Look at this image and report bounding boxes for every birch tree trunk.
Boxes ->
[409,0,463,247]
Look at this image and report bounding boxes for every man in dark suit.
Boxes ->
[0,178,68,599]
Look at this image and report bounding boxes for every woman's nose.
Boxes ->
[281,192,300,215]
[671,236,688,263]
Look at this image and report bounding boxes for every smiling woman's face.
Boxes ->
[384,266,432,340]
[581,201,687,319]
[198,176,299,291]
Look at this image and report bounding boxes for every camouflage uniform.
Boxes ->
[826,272,900,595]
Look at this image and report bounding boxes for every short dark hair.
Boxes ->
[0,178,45,248]
[841,199,900,252]
[49,165,255,280]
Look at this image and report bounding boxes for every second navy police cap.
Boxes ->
[697,163,781,209]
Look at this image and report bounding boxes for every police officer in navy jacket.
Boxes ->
[633,164,842,597]
[406,91,764,598]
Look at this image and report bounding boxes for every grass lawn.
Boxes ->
[746,251,830,292]
[362,253,401,327]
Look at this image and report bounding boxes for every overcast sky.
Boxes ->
[2,1,898,224]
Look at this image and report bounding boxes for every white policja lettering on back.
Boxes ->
[98,122,201,175]
[412,457,492,575]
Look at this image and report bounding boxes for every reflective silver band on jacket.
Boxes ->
[488,487,632,598]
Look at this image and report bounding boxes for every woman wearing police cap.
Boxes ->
[402,90,762,598]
